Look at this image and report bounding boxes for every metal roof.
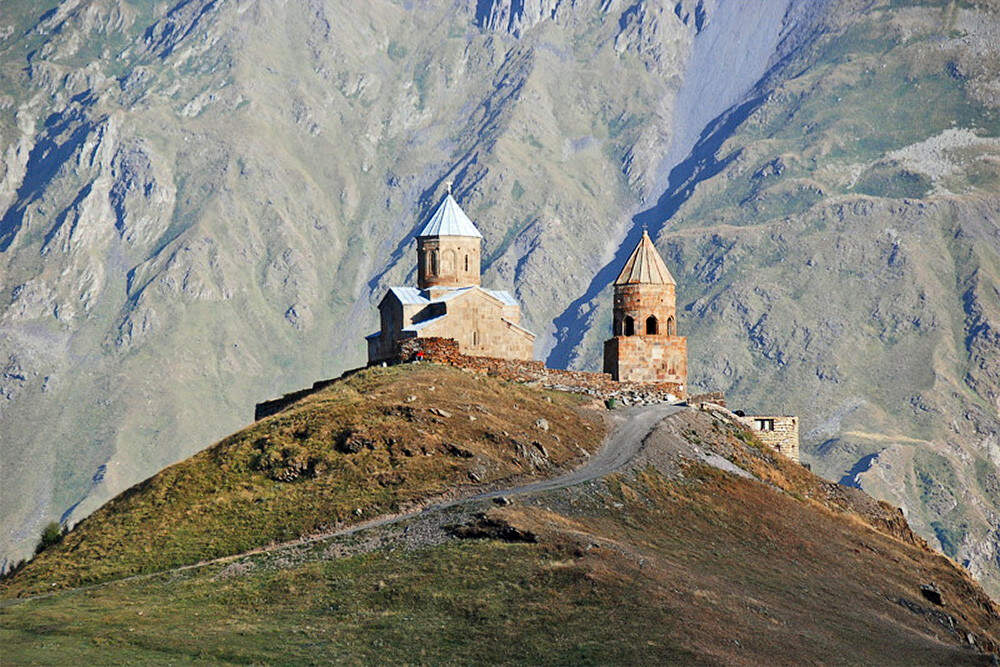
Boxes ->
[403,314,448,332]
[614,230,676,285]
[387,286,430,305]
[501,317,536,337]
[434,287,475,302]
[485,289,519,306]
[417,194,483,238]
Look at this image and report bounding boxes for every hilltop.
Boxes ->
[0,364,604,595]
[0,0,998,602]
[2,363,999,663]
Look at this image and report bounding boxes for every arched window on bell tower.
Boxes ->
[646,316,658,335]
[623,316,635,336]
[430,249,439,276]
[666,316,675,336]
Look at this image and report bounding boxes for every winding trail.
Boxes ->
[0,403,682,607]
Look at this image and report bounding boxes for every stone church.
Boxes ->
[603,230,688,387]
[366,193,536,364]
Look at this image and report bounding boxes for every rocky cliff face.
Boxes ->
[0,0,998,598]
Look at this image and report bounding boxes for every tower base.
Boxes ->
[603,335,687,386]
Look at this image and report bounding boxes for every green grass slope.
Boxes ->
[0,364,604,596]
[1,406,996,664]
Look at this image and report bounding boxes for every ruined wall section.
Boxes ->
[395,337,685,402]
[261,337,686,422]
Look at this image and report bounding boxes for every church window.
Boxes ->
[465,254,469,272]
[430,249,439,276]
[666,316,675,336]
[646,316,658,335]
[473,330,479,346]
[623,316,635,336]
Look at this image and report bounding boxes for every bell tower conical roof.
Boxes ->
[614,230,675,285]
[417,193,483,239]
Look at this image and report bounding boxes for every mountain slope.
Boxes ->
[0,0,998,600]
[1,373,997,663]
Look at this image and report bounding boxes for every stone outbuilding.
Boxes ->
[736,414,801,462]
[367,193,536,364]
[603,230,687,388]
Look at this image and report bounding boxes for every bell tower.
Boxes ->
[416,188,482,290]
[603,230,687,390]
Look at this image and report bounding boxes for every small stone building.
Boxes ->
[603,230,687,388]
[737,414,800,463]
[367,193,535,364]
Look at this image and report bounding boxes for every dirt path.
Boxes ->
[0,403,682,606]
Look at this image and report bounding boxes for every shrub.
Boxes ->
[605,398,618,410]
[35,521,63,555]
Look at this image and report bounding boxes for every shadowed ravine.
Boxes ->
[546,95,765,370]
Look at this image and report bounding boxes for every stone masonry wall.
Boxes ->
[395,337,685,403]
[736,415,800,463]
[604,335,687,385]
[414,291,534,361]
[257,337,687,422]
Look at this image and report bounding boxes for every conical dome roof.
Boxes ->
[417,193,483,238]
[614,230,675,285]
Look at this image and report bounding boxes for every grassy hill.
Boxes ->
[1,370,997,663]
[1,0,999,616]
[0,364,604,595]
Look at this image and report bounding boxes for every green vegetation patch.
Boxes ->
[853,163,933,198]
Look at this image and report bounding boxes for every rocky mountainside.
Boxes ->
[0,0,998,599]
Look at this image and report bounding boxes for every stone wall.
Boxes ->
[254,377,342,421]
[395,337,685,403]
[736,414,800,463]
[257,336,687,422]
[604,335,687,385]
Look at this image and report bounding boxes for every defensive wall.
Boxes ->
[255,336,686,421]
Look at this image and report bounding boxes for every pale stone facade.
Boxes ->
[737,415,801,463]
[603,230,687,388]
[367,193,535,364]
